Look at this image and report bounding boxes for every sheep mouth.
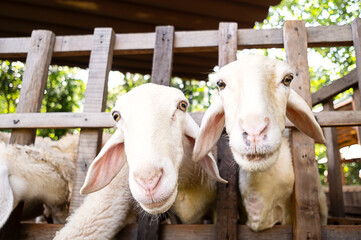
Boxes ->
[141,186,178,212]
[242,152,274,161]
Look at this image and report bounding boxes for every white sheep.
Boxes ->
[54,83,226,239]
[0,141,75,228]
[193,55,328,231]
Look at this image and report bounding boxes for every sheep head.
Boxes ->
[80,83,225,214]
[193,55,325,172]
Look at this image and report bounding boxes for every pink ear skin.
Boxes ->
[286,89,326,144]
[184,113,227,184]
[80,130,126,194]
[193,96,225,163]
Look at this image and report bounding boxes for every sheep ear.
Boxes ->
[193,96,225,162]
[80,129,126,194]
[286,89,326,144]
[0,164,14,228]
[185,113,227,184]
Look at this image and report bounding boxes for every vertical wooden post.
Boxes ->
[352,18,361,144]
[323,100,345,217]
[216,22,238,240]
[283,20,322,240]
[0,30,55,240]
[69,28,115,213]
[137,26,174,240]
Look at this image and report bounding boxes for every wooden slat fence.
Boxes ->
[1,19,361,240]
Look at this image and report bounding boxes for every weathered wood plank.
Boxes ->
[284,20,322,240]
[311,69,357,106]
[151,26,174,86]
[0,24,354,59]
[3,111,361,129]
[137,26,175,240]
[323,101,345,217]
[216,22,238,240]
[69,28,115,214]
[18,223,361,240]
[10,30,55,145]
[352,88,361,146]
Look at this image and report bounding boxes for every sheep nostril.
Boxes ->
[242,132,248,137]
[134,168,163,192]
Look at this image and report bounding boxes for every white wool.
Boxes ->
[0,141,74,227]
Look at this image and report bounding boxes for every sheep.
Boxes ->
[193,55,328,231]
[54,83,226,239]
[0,141,75,228]
[0,131,113,226]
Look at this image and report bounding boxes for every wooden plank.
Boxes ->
[0,24,355,59]
[328,216,361,225]
[323,101,345,217]
[216,22,238,240]
[284,20,322,240]
[3,110,361,129]
[322,225,361,240]
[69,28,115,213]
[137,26,174,240]
[352,89,361,145]
[19,223,361,240]
[311,69,357,106]
[150,26,174,85]
[9,30,55,145]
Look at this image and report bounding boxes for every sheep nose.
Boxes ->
[134,168,163,193]
[240,117,270,143]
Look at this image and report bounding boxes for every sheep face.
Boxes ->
[218,56,292,171]
[193,55,325,172]
[81,84,224,215]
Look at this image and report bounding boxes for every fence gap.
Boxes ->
[137,25,174,240]
[69,28,115,213]
[323,100,345,217]
[283,20,322,240]
[216,22,239,240]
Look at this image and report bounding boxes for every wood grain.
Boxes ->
[311,69,357,106]
[151,26,174,86]
[17,223,361,240]
[10,30,55,145]
[0,24,355,59]
[69,28,115,213]
[284,20,322,240]
[216,22,239,240]
[323,101,345,217]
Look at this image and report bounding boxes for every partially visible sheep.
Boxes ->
[0,131,113,226]
[0,141,74,228]
[193,55,328,231]
[54,83,226,239]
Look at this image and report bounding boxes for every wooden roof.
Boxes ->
[0,0,281,79]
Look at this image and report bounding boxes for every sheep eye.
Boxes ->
[282,74,294,86]
[217,79,226,90]
[178,101,188,112]
[112,111,121,122]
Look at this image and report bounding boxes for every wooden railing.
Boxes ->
[1,19,361,240]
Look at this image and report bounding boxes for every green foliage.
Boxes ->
[0,61,23,113]
[0,61,86,140]
[343,162,361,185]
[37,66,86,140]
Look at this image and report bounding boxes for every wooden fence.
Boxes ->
[0,19,361,240]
